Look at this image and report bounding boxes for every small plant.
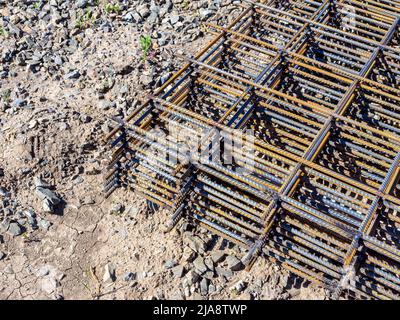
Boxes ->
[34,1,40,10]
[104,2,121,14]
[139,35,152,61]
[0,26,6,37]
[2,90,11,105]
[182,0,190,10]
[75,8,94,29]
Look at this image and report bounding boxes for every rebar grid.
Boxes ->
[105,0,400,300]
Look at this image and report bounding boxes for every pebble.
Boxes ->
[0,251,5,261]
[123,272,136,282]
[103,263,116,284]
[193,256,208,275]
[200,278,209,296]
[164,259,177,269]
[225,255,243,271]
[35,187,61,205]
[171,265,185,278]
[211,250,226,264]
[7,222,23,236]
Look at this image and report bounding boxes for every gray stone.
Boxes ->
[200,278,209,296]
[103,263,116,284]
[215,267,233,279]
[193,256,208,275]
[12,98,26,107]
[186,270,200,284]
[210,250,225,264]
[35,187,61,205]
[43,198,54,212]
[7,222,22,236]
[232,280,247,293]
[38,218,51,230]
[171,265,185,278]
[65,70,80,80]
[164,260,177,269]
[37,265,50,277]
[185,235,207,254]
[75,0,88,8]
[123,272,136,282]
[0,251,5,261]
[199,9,213,20]
[170,15,180,24]
[226,255,243,271]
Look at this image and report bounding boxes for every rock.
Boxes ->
[123,272,136,282]
[193,256,208,275]
[210,250,225,264]
[215,267,233,279]
[65,70,81,80]
[171,265,185,278]
[182,246,196,262]
[200,278,209,295]
[199,9,213,20]
[0,251,5,261]
[38,218,51,230]
[7,222,23,236]
[75,0,88,8]
[12,98,26,108]
[0,187,10,198]
[226,255,243,271]
[204,257,214,271]
[37,266,51,277]
[164,260,177,269]
[110,203,124,214]
[186,270,200,284]
[185,235,207,254]
[231,280,247,293]
[35,187,61,205]
[170,15,180,24]
[103,263,116,284]
[43,198,54,213]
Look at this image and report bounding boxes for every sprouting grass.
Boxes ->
[0,26,6,37]
[139,35,152,61]
[2,90,11,105]
[75,8,94,29]
[34,1,41,10]
[104,3,121,14]
[182,0,190,10]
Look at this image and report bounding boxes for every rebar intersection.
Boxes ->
[105,0,400,300]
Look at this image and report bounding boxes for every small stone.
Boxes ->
[65,70,81,80]
[186,270,200,284]
[231,280,247,293]
[210,250,225,264]
[103,263,116,284]
[38,218,51,230]
[0,251,5,261]
[226,255,243,271]
[200,278,209,296]
[110,203,124,214]
[193,256,208,275]
[123,272,136,282]
[171,265,185,278]
[75,0,88,8]
[185,235,207,254]
[37,266,50,277]
[164,260,177,269]
[215,267,233,279]
[35,187,61,205]
[12,98,26,108]
[7,222,22,236]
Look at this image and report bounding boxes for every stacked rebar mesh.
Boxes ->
[104,0,400,300]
